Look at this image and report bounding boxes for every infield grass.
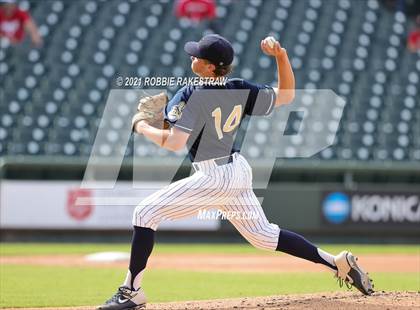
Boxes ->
[1,243,419,308]
[1,265,419,308]
[1,242,419,256]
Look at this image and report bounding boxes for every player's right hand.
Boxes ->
[261,37,286,58]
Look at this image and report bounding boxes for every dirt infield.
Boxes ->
[2,291,419,309]
[1,253,419,272]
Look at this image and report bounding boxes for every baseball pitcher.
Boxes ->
[98,34,373,310]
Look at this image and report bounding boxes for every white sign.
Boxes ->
[352,194,420,223]
[0,181,220,230]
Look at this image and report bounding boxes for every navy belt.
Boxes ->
[192,154,235,171]
[213,154,234,166]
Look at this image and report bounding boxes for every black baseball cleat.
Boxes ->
[97,286,147,310]
[334,251,374,295]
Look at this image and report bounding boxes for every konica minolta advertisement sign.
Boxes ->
[321,191,420,227]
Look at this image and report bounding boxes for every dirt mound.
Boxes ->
[148,291,419,309]
[2,291,419,310]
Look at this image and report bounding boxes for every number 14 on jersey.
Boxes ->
[211,105,242,139]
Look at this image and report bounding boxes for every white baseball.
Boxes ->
[265,36,277,48]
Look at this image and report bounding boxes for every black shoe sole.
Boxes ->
[97,303,146,310]
[346,254,374,295]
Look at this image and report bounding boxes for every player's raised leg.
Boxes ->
[225,192,338,271]
[224,158,373,295]
[277,228,373,294]
[227,155,339,269]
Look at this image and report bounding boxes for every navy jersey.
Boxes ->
[164,78,275,162]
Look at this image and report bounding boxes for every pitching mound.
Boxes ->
[3,291,419,310]
[148,291,419,309]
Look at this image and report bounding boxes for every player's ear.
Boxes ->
[207,63,216,74]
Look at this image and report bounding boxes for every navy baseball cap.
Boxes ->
[184,34,234,66]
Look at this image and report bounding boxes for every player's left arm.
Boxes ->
[133,121,190,152]
[261,38,295,106]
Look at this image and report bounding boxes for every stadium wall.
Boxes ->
[1,157,419,242]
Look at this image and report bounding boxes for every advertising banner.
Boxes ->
[321,190,420,228]
[0,181,220,231]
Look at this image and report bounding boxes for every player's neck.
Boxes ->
[197,73,216,78]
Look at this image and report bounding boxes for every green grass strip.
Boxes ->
[1,243,419,256]
[0,264,419,308]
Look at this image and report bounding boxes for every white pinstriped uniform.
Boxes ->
[132,78,280,251]
[133,152,280,251]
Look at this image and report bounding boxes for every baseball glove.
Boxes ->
[132,92,169,130]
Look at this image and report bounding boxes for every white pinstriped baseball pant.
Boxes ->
[132,153,280,251]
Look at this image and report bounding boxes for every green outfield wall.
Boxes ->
[1,156,419,241]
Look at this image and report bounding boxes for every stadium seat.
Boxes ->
[1,0,418,161]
